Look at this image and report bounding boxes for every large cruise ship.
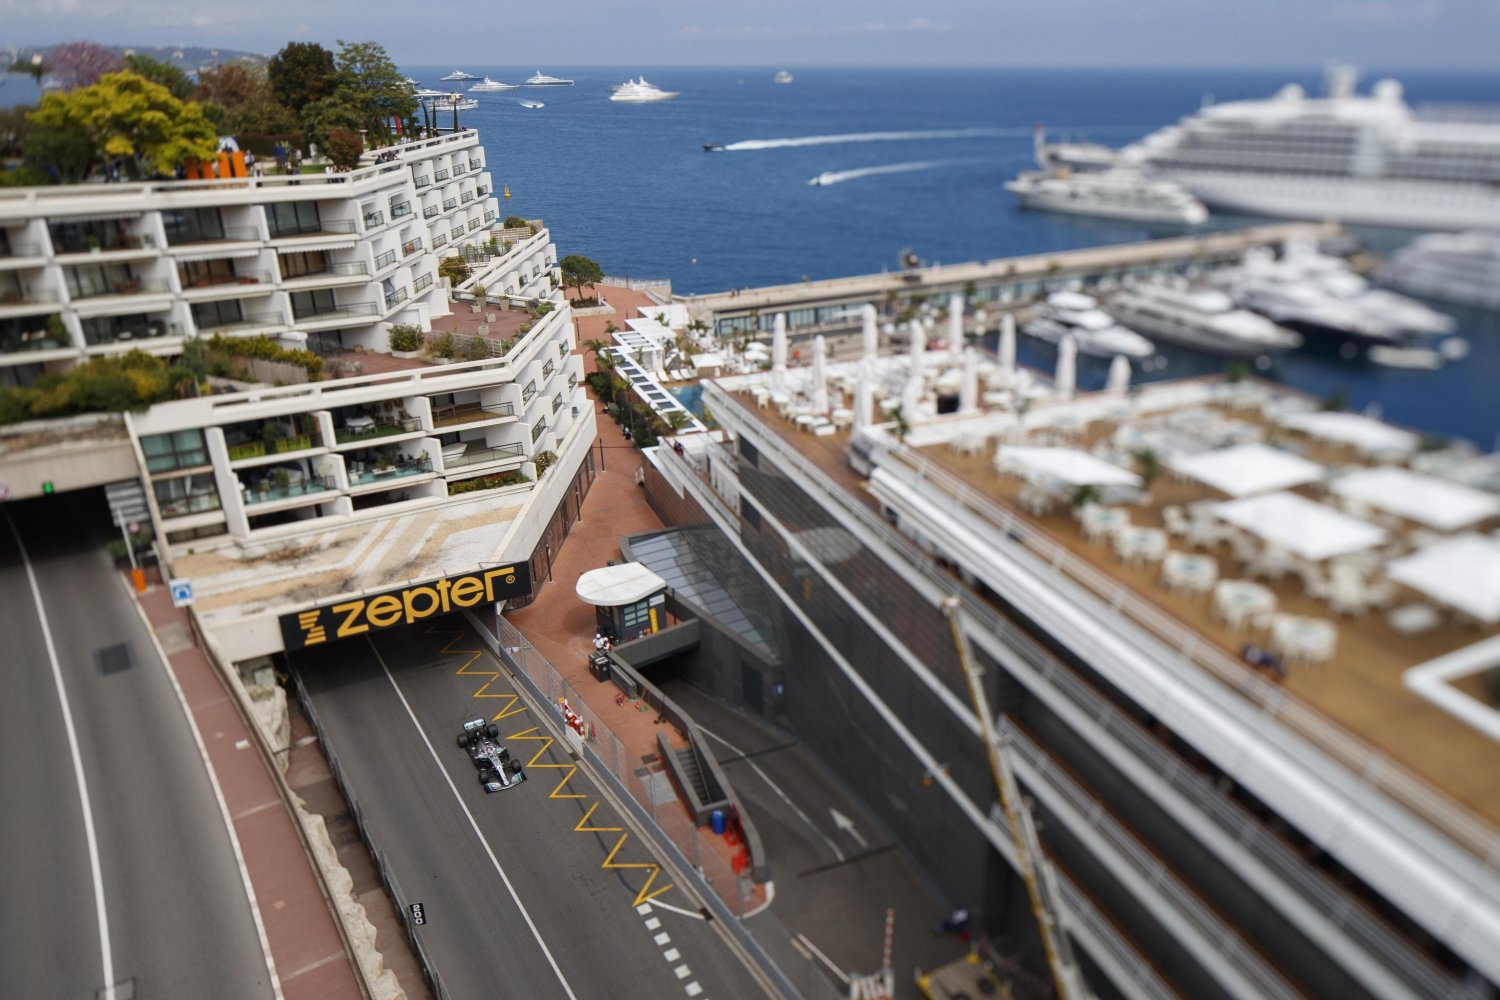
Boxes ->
[1378,231,1500,311]
[1114,66,1500,231]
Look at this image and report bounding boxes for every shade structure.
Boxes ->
[771,313,788,388]
[1167,443,1325,498]
[575,562,667,606]
[1211,491,1387,561]
[852,360,873,432]
[1329,467,1500,531]
[1279,410,1420,455]
[959,347,980,415]
[998,446,1141,488]
[900,374,924,426]
[810,335,829,414]
[998,312,1016,379]
[1387,533,1500,623]
[908,319,926,382]
[1105,354,1131,395]
[947,293,965,356]
[1055,334,1077,400]
[861,304,879,362]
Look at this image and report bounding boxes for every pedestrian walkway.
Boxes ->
[136,586,368,1000]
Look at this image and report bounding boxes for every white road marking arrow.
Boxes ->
[829,808,868,848]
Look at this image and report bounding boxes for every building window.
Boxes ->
[279,250,329,279]
[141,429,208,473]
[191,298,246,329]
[290,288,337,318]
[65,264,141,298]
[153,473,222,518]
[179,258,235,288]
[265,201,322,238]
[161,207,225,245]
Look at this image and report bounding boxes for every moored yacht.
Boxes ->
[1377,231,1500,311]
[523,71,574,86]
[422,94,479,112]
[1006,168,1208,225]
[609,77,679,103]
[1106,284,1302,357]
[440,69,478,81]
[1021,291,1155,358]
[468,77,518,92]
[774,70,794,84]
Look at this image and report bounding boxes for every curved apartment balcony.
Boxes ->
[241,473,335,507]
[430,401,515,429]
[441,441,525,470]
[347,453,433,487]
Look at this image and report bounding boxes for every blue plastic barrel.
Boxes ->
[710,809,726,836]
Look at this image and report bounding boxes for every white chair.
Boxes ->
[1163,505,1190,539]
[1245,544,1295,583]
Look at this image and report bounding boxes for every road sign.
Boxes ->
[104,480,148,528]
[409,902,426,926]
[169,579,194,608]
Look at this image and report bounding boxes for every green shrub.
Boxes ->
[533,450,558,477]
[503,214,529,229]
[460,337,489,361]
[446,470,530,494]
[388,324,423,352]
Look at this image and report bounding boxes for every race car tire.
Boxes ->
[498,747,511,762]
[486,723,498,739]
[472,755,489,770]
[478,768,494,784]
[506,761,522,776]
[457,732,470,748]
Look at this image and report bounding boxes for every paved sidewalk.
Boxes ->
[137,587,366,1000]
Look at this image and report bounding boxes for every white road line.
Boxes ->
[370,638,579,1000]
[643,898,707,921]
[699,726,844,863]
[663,948,681,962]
[654,932,672,946]
[685,983,703,997]
[6,510,114,1000]
[645,917,661,930]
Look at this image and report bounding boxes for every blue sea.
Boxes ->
[5,66,1498,445]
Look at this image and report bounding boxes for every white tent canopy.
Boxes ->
[1211,491,1388,561]
[575,563,667,606]
[1387,533,1500,623]
[1279,410,1420,455]
[1167,443,1325,498]
[998,446,1140,488]
[1330,467,1500,531]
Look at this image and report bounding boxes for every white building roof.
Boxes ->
[1331,467,1500,531]
[1279,410,1420,454]
[1167,443,1325,497]
[575,562,667,606]
[998,446,1140,488]
[1211,490,1388,561]
[1388,533,1500,623]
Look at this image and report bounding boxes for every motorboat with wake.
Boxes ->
[1106,284,1302,357]
[610,77,679,102]
[519,100,545,110]
[1022,291,1155,358]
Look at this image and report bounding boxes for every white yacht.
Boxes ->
[609,77,679,103]
[1022,291,1155,359]
[1034,125,1119,174]
[523,71,574,87]
[414,87,449,99]
[1006,168,1208,225]
[422,95,479,112]
[439,69,478,81]
[774,70,794,84]
[1378,232,1500,311]
[519,100,545,110]
[1106,284,1302,357]
[1118,66,1500,230]
[468,77,517,92]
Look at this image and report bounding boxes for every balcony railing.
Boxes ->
[476,185,490,197]
[0,328,70,353]
[423,205,440,219]
[530,420,547,443]
[431,401,514,426]
[551,394,563,413]
[484,211,497,224]
[413,273,434,293]
[434,168,450,181]
[442,198,458,211]
[467,218,481,232]
[293,301,378,322]
[541,360,554,378]
[432,232,447,247]
[469,160,483,171]
[267,219,357,239]
[166,225,259,246]
[348,454,433,485]
[180,271,271,291]
[2,240,45,258]
[443,442,525,468]
[413,175,431,189]
[453,162,467,174]
[521,382,537,404]
[333,418,415,444]
[373,248,398,271]
[390,202,412,219]
[243,474,335,505]
[71,277,170,299]
[363,210,385,229]
[402,238,424,257]
[0,288,61,308]
[460,191,474,204]
[450,227,464,240]
[383,286,409,310]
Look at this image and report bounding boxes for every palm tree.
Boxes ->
[663,411,691,435]
[582,338,609,358]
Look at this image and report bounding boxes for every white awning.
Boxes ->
[56,211,143,223]
[170,246,263,263]
[575,562,666,607]
[276,240,358,253]
[1388,534,1500,623]
[1167,443,1325,498]
[997,446,1140,488]
[1331,467,1500,531]
[1279,411,1420,455]
[1212,491,1388,561]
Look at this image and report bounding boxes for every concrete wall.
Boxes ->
[0,415,137,498]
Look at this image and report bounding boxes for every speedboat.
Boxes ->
[524,71,574,86]
[1106,284,1302,357]
[1006,168,1208,225]
[1377,231,1500,312]
[1022,291,1155,358]
[519,100,544,110]
[703,143,727,152]
[610,77,678,103]
[774,70,794,84]
[468,77,517,92]
[440,70,478,81]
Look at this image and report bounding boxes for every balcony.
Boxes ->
[484,211,497,224]
[443,441,525,469]
[402,237,424,257]
[413,175,431,189]
[530,420,547,443]
[333,414,418,444]
[390,202,413,220]
[432,232,448,248]
[374,248,398,271]
[242,473,335,506]
[450,227,464,241]
[476,185,490,197]
[423,205,440,219]
[179,271,272,293]
[81,317,172,347]
[469,160,482,171]
[363,210,386,229]
[434,168,450,182]
[431,401,515,428]
[442,198,458,211]
[460,191,474,204]
[1,239,45,260]
[467,218,481,231]
[453,162,467,175]
[166,225,259,247]
[413,273,433,293]
[292,301,379,324]
[0,322,70,355]
[348,453,433,486]
[521,382,538,404]
[267,219,357,239]
[383,286,409,310]
[71,277,171,300]
[551,394,564,414]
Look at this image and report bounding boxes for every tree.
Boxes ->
[22,123,95,182]
[10,55,47,97]
[438,255,470,286]
[331,40,416,145]
[559,254,604,304]
[47,42,122,91]
[323,128,363,169]
[267,42,336,117]
[123,54,192,100]
[194,64,296,135]
[300,93,364,151]
[28,71,218,179]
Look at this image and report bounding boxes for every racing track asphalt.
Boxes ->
[292,618,777,1000]
[0,493,274,1000]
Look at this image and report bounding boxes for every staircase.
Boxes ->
[673,744,711,805]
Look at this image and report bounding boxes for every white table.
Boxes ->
[1163,552,1218,594]
[1270,614,1338,665]
[1386,602,1441,636]
[1081,506,1130,543]
[345,415,376,434]
[1114,526,1167,567]
[1214,580,1277,632]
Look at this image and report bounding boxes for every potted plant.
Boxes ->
[273,468,290,494]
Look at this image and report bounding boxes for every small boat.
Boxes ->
[774,70,794,84]
[703,143,726,152]
[524,71,574,86]
[808,172,837,187]
[469,77,518,92]
[1022,291,1155,358]
[519,100,544,109]
[610,77,678,103]
[1370,337,1468,370]
[440,69,478,81]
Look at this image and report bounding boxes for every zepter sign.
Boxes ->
[280,564,531,650]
